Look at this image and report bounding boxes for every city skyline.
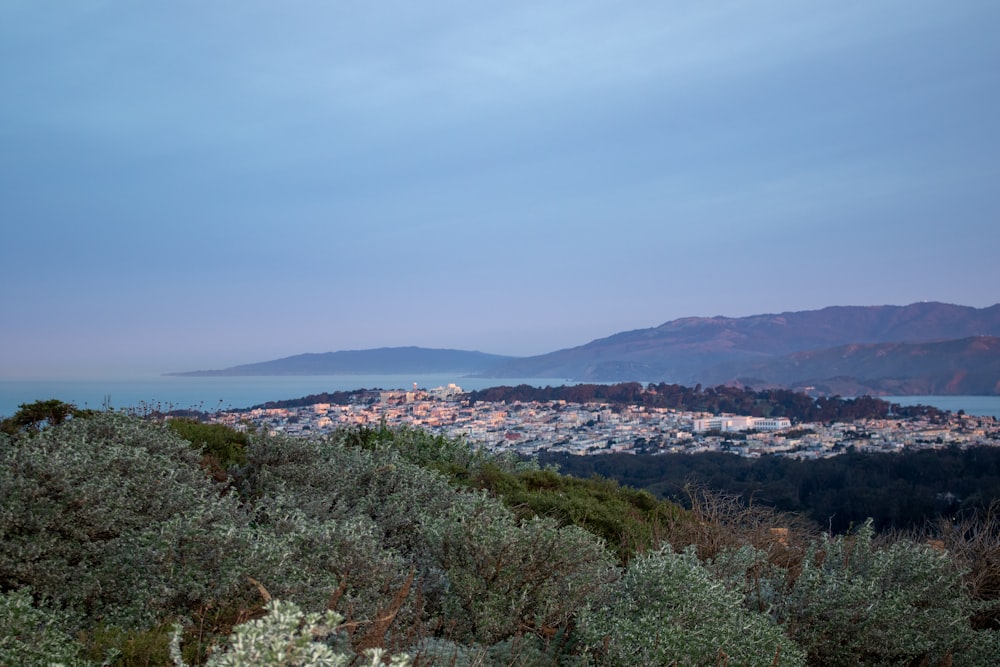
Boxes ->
[2,2,998,378]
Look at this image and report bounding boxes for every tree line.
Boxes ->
[539,445,1000,534]
[466,382,949,423]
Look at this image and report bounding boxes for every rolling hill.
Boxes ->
[699,335,1000,396]
[478,302,1000,389]
[170,303,1000,395]
[168,347,515,376]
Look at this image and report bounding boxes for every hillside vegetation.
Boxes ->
[540,443,1000,534]
[3,403,1000,665]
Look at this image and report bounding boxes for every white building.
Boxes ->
[752,417,792,431]
[693,416,791,432]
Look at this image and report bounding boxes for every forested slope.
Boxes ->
[540,446,1000,533]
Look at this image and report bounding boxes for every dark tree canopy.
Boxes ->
[0,399,91,435]
[539,445,1000,534]
[466,382,948,423]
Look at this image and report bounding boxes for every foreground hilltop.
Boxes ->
[5,410,1000,664]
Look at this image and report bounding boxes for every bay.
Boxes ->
[883,395,1000,419]
[0,374,569,418]
[4,377,998,421]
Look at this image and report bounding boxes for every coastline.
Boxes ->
[3,376,999,420]
[0,374,567,417]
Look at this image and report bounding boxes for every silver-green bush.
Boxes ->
[776,520,993,666]
[242,494,412,626]
[578,543,805,667]
[421,491,617,645]
[239,430,616,647]
[0,412,248,626]
[171,599,410,667]
[236,432,457,637]
[0,588,93,667]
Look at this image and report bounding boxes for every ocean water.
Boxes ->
[882,396,1000,419]
[0,374,571,417]
[3,377,998,420]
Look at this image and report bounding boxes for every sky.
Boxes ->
[1,1,998,378]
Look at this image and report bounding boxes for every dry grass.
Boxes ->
[664,485,819,572]
[913,500,1000,629]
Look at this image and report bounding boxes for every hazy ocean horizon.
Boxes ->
[2,376,998,420]
[0,374,571,417]
[881,396,1000,419]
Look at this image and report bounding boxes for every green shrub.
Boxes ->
[242,495,411,628]
[0,588,93,667]
[0,412,248,627]
[10,413,1000,666]
[168,418,248,467]
[409,638,488,666]
[235,431,456,629]
[410,634,583,667]
[171,599,411,667]
[335,424,530,480]
[422,492,617,645]
[238,430,615,648]
[578,544,805,667]
[777,520,989,666]
[237,430,464,537]
[471,465,682,564]
[78,622,177,667]
[701,544,788,619]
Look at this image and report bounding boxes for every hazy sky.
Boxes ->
[2,1,998,377]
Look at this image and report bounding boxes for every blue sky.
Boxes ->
[2,1,998,378]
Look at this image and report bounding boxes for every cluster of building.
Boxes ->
[208,384,1000,459]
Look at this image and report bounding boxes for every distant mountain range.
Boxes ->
[171,302,1000,395]
[698,336,1000,396]
[168,347,515,377]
